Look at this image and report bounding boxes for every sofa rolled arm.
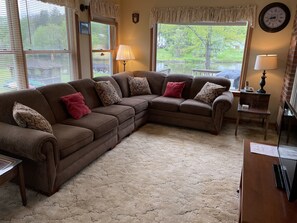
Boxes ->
[211,91,234,133]
[212,91,233,113]
[0,122,58,162]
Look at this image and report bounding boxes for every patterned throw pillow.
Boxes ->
[129,77,152,96]
[61,92,91,120]
[12,102,53,134]
[94,81,122,106]
[194,82,225,104]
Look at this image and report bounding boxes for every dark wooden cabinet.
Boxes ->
[239,140,297,223]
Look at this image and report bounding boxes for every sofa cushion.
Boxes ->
[94,81,122,106]
[163,82,186,98]
[133,71,167,95]
[52,123,94,158]
[119,97,148,114]
[0,89,56,125]
[128,77,152,96]
[68,79,101,109]
[37,83,78,123]
[13,102,53,134]
[194,82,225,104]
[62,112,118,140]
[112,72,133,97]
[61,92,91,120]
[92,105,135,124]
[180,99,212,116]
[129,95,159,105]
[162,74,193,99]
[93,76,123,98]
[190,76,231,99]
[151,96,185,112]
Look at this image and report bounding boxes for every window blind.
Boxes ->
[0,0,27,92]
[0,0,77,93]
[18,0,75,87]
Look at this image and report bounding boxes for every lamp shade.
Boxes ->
[116,45,135,61]
[254,54,278,70]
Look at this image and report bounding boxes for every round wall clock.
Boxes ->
[259,2,291,33]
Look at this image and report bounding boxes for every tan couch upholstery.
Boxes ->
[0,71,233,195]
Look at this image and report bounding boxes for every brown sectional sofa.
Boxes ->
[0,71,233,195]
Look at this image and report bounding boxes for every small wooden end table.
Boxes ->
[235,91,271,140]
[0,154,27,206]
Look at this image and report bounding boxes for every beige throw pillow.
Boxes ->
[94,81,122,106]
[194,82,225,104]
[13,102,53,134]
[128,77,152,96]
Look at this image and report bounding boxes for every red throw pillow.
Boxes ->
[163,81,186,98]
[61,92,91,119]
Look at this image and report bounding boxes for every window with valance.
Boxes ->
[150,5,256,90]
[89,0,119,76]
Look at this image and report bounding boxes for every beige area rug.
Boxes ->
[0,123,278,223]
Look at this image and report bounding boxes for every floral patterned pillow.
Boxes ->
[12,102,53,134]
[94,81,122,106]
[128,77,152,96]
[194,82,225,104]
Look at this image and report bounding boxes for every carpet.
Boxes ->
[0,123,278,223]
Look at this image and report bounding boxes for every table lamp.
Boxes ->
[116,45,135,71]
[254,54,278,93]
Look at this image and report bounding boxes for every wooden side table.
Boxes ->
[0,154,27,206]
[235,91,271,140]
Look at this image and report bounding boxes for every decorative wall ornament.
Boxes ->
[80,4,89,12]
[79,22,90,35]
[132,12,140,24]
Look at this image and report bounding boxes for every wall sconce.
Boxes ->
[80,4,89,12]
[132,12,140,24]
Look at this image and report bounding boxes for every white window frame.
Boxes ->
[90,17,117,77]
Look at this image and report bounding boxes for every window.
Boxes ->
[0,0,76,93]
[91,21,116,77]
[0,0,27,92]
[155,23,249,90]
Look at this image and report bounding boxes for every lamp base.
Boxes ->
[257,88,266,94]
[123,60,126,72]
[257,70,267,94]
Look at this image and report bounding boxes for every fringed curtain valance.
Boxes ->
[150,5,257,28]
[37,0,77,9]
[90,0,120,22]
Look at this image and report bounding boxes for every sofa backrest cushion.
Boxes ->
[133,71,167,95]
[190,76,231,99]
[162,74,193,99]
[0,89,56,125]
[69,79,101,108]
[60,92,91,119]
[37,83,77,123]
[112,72,133,97]
[93,76,123,98]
